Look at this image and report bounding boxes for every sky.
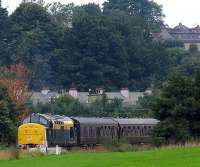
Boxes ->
[2,0,200,28]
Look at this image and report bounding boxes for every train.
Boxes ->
[18,113,158,148]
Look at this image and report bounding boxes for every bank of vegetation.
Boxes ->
[1,0,200,147]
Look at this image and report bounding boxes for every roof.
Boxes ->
[155,23,200,43]
[114,118,159,125]
[106,92,144,103]
[72,117,118,125]
[30,91,144,106]
[76,92,89,103]
[31,91,59,105]
[24,113,73,123]
[173,23,189,31]
[39,113,72,122]
[153,29,174,40]
[72,117,158,125]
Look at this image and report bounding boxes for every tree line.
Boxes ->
[0,0,185,91]
[1,0,200,145]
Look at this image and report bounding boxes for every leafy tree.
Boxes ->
[0,64,31,120]
[163,39,184,48]
[51,4,171,91]
[103,0,164,31]
[0,84,17,144]
[150,70,200,144]
[173,52,200,76]
[0,1,185,92]
[47,2,74,30]
[189,44,198,54]
[52,4,129,90]
[10,2,61,90]
[32,93,149,118]
[0,7,12,65]
[32,95,88,116]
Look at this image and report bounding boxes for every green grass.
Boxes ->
[0,147,200,167]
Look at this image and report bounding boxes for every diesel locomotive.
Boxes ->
[18,113,158,147]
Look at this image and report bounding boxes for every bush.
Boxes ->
[10,148,20,160]
[151,137,164,147]
[189,44,198,53]
[102,139,137,152]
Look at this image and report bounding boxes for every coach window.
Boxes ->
[70,127,74,139]
[84,127,87,137]
[89,127,93,137]
[135,127,139,136]
[104,126,107,136]
[97,127,100,137]
[104,126,107,137]
[141,127,144,136]
[100,127,103,136]
[144,126,147,136]
[124,127,127,136]
[111,127,114,138]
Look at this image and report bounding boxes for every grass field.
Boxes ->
[0,147,200,167]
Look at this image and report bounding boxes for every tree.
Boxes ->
[32,95,87,116]
[0,1,181,91]
[0,7,12,65]
[0,84,17,144]
[163,39,184,48]
[189,44,198,54]
[47,2,75,30]
[51,3,171,91]
[10,2,61,90]
[103,0,164,31]
[52,4,129,90]
[150,70,200,143]
[0,64,31,120]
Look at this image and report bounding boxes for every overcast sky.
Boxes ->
[2,0,200,28]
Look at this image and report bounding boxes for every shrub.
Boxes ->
[10,148,20,160]
[102,139,136,152]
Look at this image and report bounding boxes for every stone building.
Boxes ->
[155,23,200,50]
[31,88,145,106]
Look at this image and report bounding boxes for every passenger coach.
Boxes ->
[72,117,118,145]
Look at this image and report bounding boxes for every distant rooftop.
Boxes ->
[155,23,200,44]
[30,88,146,106]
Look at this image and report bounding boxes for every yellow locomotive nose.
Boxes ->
[18,123,46,146]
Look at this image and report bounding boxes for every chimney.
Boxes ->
[41,89,50,95]
[69,88,78,98]
[120,88,129,98]
[145,89,152,95]
[96,88,104,95]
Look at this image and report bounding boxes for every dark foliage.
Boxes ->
[0,1,175,91]
[31,94,149,118]
[0,84,17,144]
[150,70,200,144]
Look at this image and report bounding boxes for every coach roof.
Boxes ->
[72,117,118,125]
[114,118,159,125]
